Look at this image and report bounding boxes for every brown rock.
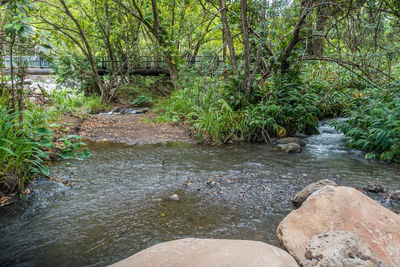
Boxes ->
[277,137,306,147]
[110,238,299,267]
[389,190,400,201]
[277,186,400,266]
[305,231,383,267]
[292,179,337,208]
[277,143,302,153]
[363,182,385,193]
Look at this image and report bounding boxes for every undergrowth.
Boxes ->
[155,70,353,144]
[331,84,400,163]
[0,85,97,199]
[0,108,52,195]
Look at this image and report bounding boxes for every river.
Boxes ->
[1,120,399,266]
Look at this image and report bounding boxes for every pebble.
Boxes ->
[168,194,180,201]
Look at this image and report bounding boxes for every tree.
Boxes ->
[219,0,238,72]
[36,0,135,102]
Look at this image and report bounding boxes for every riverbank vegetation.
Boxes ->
[1,0,400,198]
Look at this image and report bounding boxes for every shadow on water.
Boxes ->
[1,120,400,266]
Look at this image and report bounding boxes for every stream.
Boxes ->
[1,120,400,266]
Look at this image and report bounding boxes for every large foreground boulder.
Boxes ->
[292,179,337,208]
[111,238,298,267]
[305,231,383,267]
[277,186,400,266]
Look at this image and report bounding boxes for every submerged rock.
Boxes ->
[277,137,306,147]
[168,194,179,201]
[293,179,337,208]
[305,231,383,267]
[110,238,298,267]
[277,143,302,154]
[363,182,385,193]
[389,190,400,201]
[277,186,400,266]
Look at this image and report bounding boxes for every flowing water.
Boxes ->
[1,121,400,266]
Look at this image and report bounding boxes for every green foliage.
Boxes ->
[83,96,104,114]
[0,96,92,195]
[156,72,322,143]
[331,85,400,162]
[53,51,98,95]
[131,95,153,107]
[156,73,246,143]
[0,107,51,193]
[301,62,365,118]
[252,75,320,136]
[56,135,91,160]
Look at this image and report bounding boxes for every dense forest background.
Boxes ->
[1,0,400,196]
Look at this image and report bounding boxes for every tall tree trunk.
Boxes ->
[17,65,24,128]
[0,6,7,89]
[151,0,159,39]
[281,0,314,74]
[222,28,227,61]
[104,2,117,79]
[241,0,251,99]
[59,0,107,101]
[0,6,7,66]
[249,0,267,95]
[151,0,177,85]
[219,0,238,72]
[313,1,327,57]
[9,36,15,111]
[15,35,24,127]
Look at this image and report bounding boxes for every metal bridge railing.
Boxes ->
[2,56,50,68]
[99,55,223,71]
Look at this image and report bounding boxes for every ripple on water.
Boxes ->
[1,123,400,266]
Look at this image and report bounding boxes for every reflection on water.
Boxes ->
[1,121,400,266]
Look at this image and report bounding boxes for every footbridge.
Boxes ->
[2,55,222,76]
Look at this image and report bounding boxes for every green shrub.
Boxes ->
[0,107,52,193]
[0,104,92,196]
[255,75,320,135]
[56,135,91,160]
[83,96,105,114]
[156,73,321,143]
[331,85,400,162]
[131,95,153,107]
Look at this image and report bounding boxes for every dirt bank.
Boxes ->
[77,111,195,145]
